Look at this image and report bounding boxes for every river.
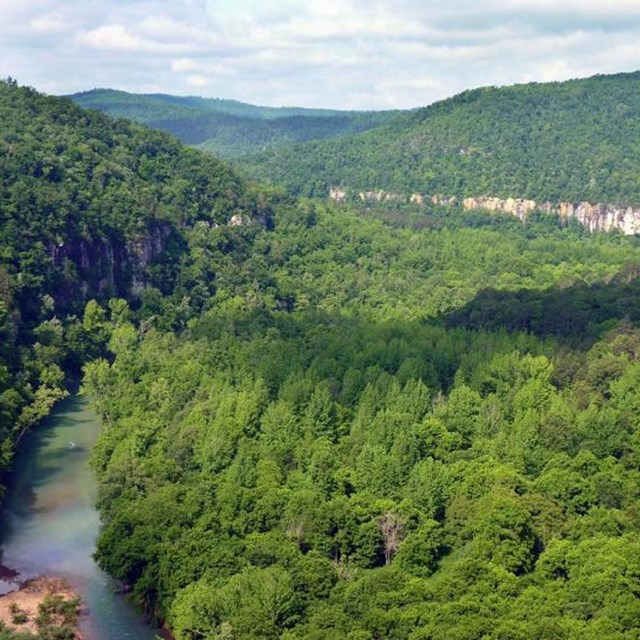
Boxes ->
[0,394,159,639]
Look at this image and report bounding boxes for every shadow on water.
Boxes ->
[2,397,95,523]
[0,395,159,640]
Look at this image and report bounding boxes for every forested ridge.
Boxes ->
[5,78,640,639]
[69,89,398,160]
[238,71,640,206]
[81,201,640,639]
[0,78,263,504]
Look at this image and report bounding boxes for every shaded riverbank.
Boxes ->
[0,395,159,640]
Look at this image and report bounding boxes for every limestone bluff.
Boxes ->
[329,187,640,235]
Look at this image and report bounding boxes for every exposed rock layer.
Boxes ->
[454,196,640,235]
[45,211,263,307]
[332,187,640,235]
[48,221,176,303]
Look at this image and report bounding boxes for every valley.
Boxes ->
[68,89,399,160]
[3,71,640,639]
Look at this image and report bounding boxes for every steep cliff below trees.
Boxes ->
[457,197,640,234]
[0,79,267,310]
[0,79,267,489]
[240,71,640,209]
[331,188,640,235]
[45,221,185,306]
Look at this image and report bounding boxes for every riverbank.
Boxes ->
[0,574,84,638]
[0,395,160,639]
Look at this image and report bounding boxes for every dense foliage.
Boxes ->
[69,90,398,159]
[239,71,640,204]
[83,196,640,639]
[7,77,640,640]
[0,78,256,494]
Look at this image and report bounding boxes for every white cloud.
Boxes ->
[2,0,640,109]
[30,13,69,33]
[508,0,640,14]
[79,24,144,51]
[277,2,429,40]
[0,0,53,19]
[532,59,575,83]
[171,57,198,72]
[78,24,186,54]
[186,73,210,87]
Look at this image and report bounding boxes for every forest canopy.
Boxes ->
[0,78,259,494]
[5,77,640,639]
[238,71,640,206]
[69,89,399,159]
[84,198,640,638]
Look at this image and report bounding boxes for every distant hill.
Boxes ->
[237,71,640,206]
[13,78,640,640]
[68,89,400,158]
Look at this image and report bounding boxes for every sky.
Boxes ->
[2,0,640,110]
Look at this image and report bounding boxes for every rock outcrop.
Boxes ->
[48,220,178,304]
[450,196,640,235]
[329,186,640,235]
[358,190,405,203]
[46,207,265,307]
[329,187,347,203]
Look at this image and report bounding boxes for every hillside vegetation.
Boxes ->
[239,71,640,205]
[0,78,260,496]
[84,201,640,640]
[5,78,640,640]
[69,89,398,159]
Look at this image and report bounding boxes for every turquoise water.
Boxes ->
[0,395,159,639]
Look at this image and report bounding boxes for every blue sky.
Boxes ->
[2,0,640,109]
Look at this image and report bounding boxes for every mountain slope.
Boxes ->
[0,78,261,490]
[238,71,640,205]
[85,200,640,639]
[68,89,400,158]
[9,78,640,640]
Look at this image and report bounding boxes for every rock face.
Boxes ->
[453,196,640,235]
[46,207,266,308]
[129,222,176,295]
[458,196,539,221]
[228,213,252,227]
[329,187,347,203]
[329,186,640,235]
[359,190,405,203]
[555,202,640,234]
[48,220,177,305]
